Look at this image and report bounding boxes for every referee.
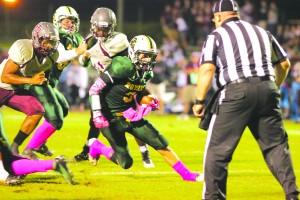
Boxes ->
[193,0,299,199]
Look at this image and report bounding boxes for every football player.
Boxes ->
[87,35,202,181]
[0,113,74,185]
[74,7,154,168]
[25,6,86,157]
[1,22,85,159]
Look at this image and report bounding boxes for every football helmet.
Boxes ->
[128,35,157,72]
[32,22,59,56]
[53,6,80,34]
[90,7,116,41]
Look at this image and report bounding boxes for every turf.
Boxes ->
[0,107,299,200]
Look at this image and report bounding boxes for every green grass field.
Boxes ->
[0,107,299,200]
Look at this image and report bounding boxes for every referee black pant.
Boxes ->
[202,78,299,200]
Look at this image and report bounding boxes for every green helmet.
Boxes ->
[53,6,80,35]
[128,35,157,71]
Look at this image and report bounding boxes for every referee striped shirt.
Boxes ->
[200,17,287,86]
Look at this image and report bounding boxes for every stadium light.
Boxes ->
[2,0,19,8]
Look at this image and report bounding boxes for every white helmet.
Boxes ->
[90,7,116,41]
[53,6,80,35]
[32,22,59,56]
[128,35,158,71]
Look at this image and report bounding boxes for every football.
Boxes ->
[139,95,155,105]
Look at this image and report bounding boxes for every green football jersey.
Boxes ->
[99,56,152,116]
[50,32,84,86]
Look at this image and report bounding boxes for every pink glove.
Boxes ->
[93,111,109,128]
[148,97,159,110]
[123,105,152,122]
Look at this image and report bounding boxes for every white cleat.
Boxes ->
[196,173,204,182]
[143,159,155,168]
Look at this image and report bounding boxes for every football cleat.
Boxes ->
[33,144,53,156]
[54,156,74,185]
[88,154,100,166]
[5,175,23,186]
[141,150,155,168]
[74,151,89,162]
[182,172,204,182]
[195,173,204,182]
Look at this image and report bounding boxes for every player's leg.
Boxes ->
[130,119,201,181]
[0,114,23,186]
[74,113,100,161]
[134,137,154,168]
[10,156,74,184]
[35,88,70,157]
[6,93,44,155]
[88,120,133,169]
[24,85,64,158]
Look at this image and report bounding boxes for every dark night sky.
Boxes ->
[1,0,300,23]
[0,0,171,22]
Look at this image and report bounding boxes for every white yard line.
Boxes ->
[42,169,300,176]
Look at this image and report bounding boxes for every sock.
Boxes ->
[172,161,199,181]
[88,138,114,160]
[0,160,9,180]
[11,159,54,175]
[81,118,101,154]
[13,131,29,145]
[26,120,56,150]
[87,122,101,139]
[82,144,89,154]
[139,145,148,153]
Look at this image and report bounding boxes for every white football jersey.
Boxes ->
[0,39,59,90]
[80,32,129,72]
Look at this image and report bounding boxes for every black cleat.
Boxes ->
[74,151,89,162]
[33,144,53,156]
[141,150,154,168]
[54,156,74,185]
[5,175,23,186]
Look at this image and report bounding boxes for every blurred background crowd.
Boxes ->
[0,0,300,122]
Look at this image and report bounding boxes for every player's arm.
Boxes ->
[89,70,115,128]
[1,59,46,85]
[78,34,97,67]
[56,42,87,64]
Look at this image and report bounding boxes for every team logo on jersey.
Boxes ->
[124,82,145,91]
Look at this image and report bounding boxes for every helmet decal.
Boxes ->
[128,35,158,79]
[53,6,80,35]
[32,22,59,56]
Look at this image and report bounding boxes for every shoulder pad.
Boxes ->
[104,32,129,57]
[107,56,135,79]
[8,39,33,65]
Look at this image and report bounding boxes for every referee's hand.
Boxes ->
[193,104,205,119]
